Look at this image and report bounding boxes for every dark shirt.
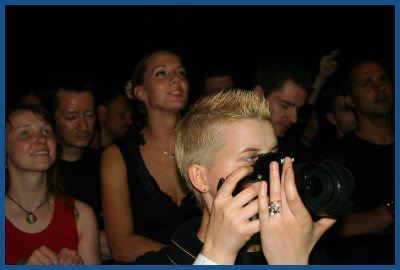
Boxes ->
[58,147,103,228]
[332,132,395,212]
[134,217,331,265]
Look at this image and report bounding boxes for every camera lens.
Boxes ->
[305,175,323,198]
[305,168,334,206]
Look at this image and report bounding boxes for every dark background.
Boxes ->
[5,5,395,105]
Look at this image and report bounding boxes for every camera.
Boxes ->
[217,152,355,218]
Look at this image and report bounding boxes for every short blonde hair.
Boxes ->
[175,89,271,207]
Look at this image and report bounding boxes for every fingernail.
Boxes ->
[270,162,278,170]
[284,156,292,164]
[261,181,266,189]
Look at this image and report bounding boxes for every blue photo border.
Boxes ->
[0,0,398,269]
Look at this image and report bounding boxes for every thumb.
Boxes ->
[313,217,337,239]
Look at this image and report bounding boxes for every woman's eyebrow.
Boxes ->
[237,147,260,155]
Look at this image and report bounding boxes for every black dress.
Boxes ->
[115,133,201,245]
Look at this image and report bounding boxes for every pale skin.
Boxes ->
[5,110,101,265]
[188,119,336,265]
[101,51,190,262]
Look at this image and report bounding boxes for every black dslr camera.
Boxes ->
[217,152,355,218]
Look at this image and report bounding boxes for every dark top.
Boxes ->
[332,132,395,212]
[134,217,332,265]
[58,147,103,228]
[115,134,201,245]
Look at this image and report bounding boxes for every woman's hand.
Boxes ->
[18,245,59,265]
[201,166,261,265]
[258,157,336,265]
[57,248,84,265]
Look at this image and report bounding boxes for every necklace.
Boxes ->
[146,141,175,159]
[6,194,48,224]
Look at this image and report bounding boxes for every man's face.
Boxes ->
[350,61,393,117]
[204,75,234,96]
[332,95,357,135]
[203,119,278,197]
[55,90,95,149]
[102,95,133,139]
[266,80,307,138]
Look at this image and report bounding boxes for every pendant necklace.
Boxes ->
[146,141,175,159]
[6,194,48,224]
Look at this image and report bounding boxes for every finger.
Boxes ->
[59,249,75,265]
[280,157,292,186]
[58,257,65,265]
[268,161,281,202]
[279,157,293,203]
[63,255,74,265]
[75,256,84,265]
[218,166,253,198]
[37,252,57,265]
[241,191,260,218]
[231,181,261,210]
[284,166,309,219]
[238,198,261,233]
[258,181,270,225]
[39,247,59,265]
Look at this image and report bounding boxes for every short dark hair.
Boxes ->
[321,84,345,114]
[251,57,314,97]
[95,87,126,108]
[39,71,96,116]
[200,66,234,91]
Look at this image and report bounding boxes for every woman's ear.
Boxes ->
[134,85,147,103]
[188,164,209,193]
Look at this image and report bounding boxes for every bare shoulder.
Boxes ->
[74,200,97,228]
[101,144,123,161]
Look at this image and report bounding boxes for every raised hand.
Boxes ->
[201,166,261,265]
[258,157,336,265]
[319,49,340,79]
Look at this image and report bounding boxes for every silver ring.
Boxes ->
[268,200,281,216]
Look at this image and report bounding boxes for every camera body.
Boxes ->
[218,152,355,218]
